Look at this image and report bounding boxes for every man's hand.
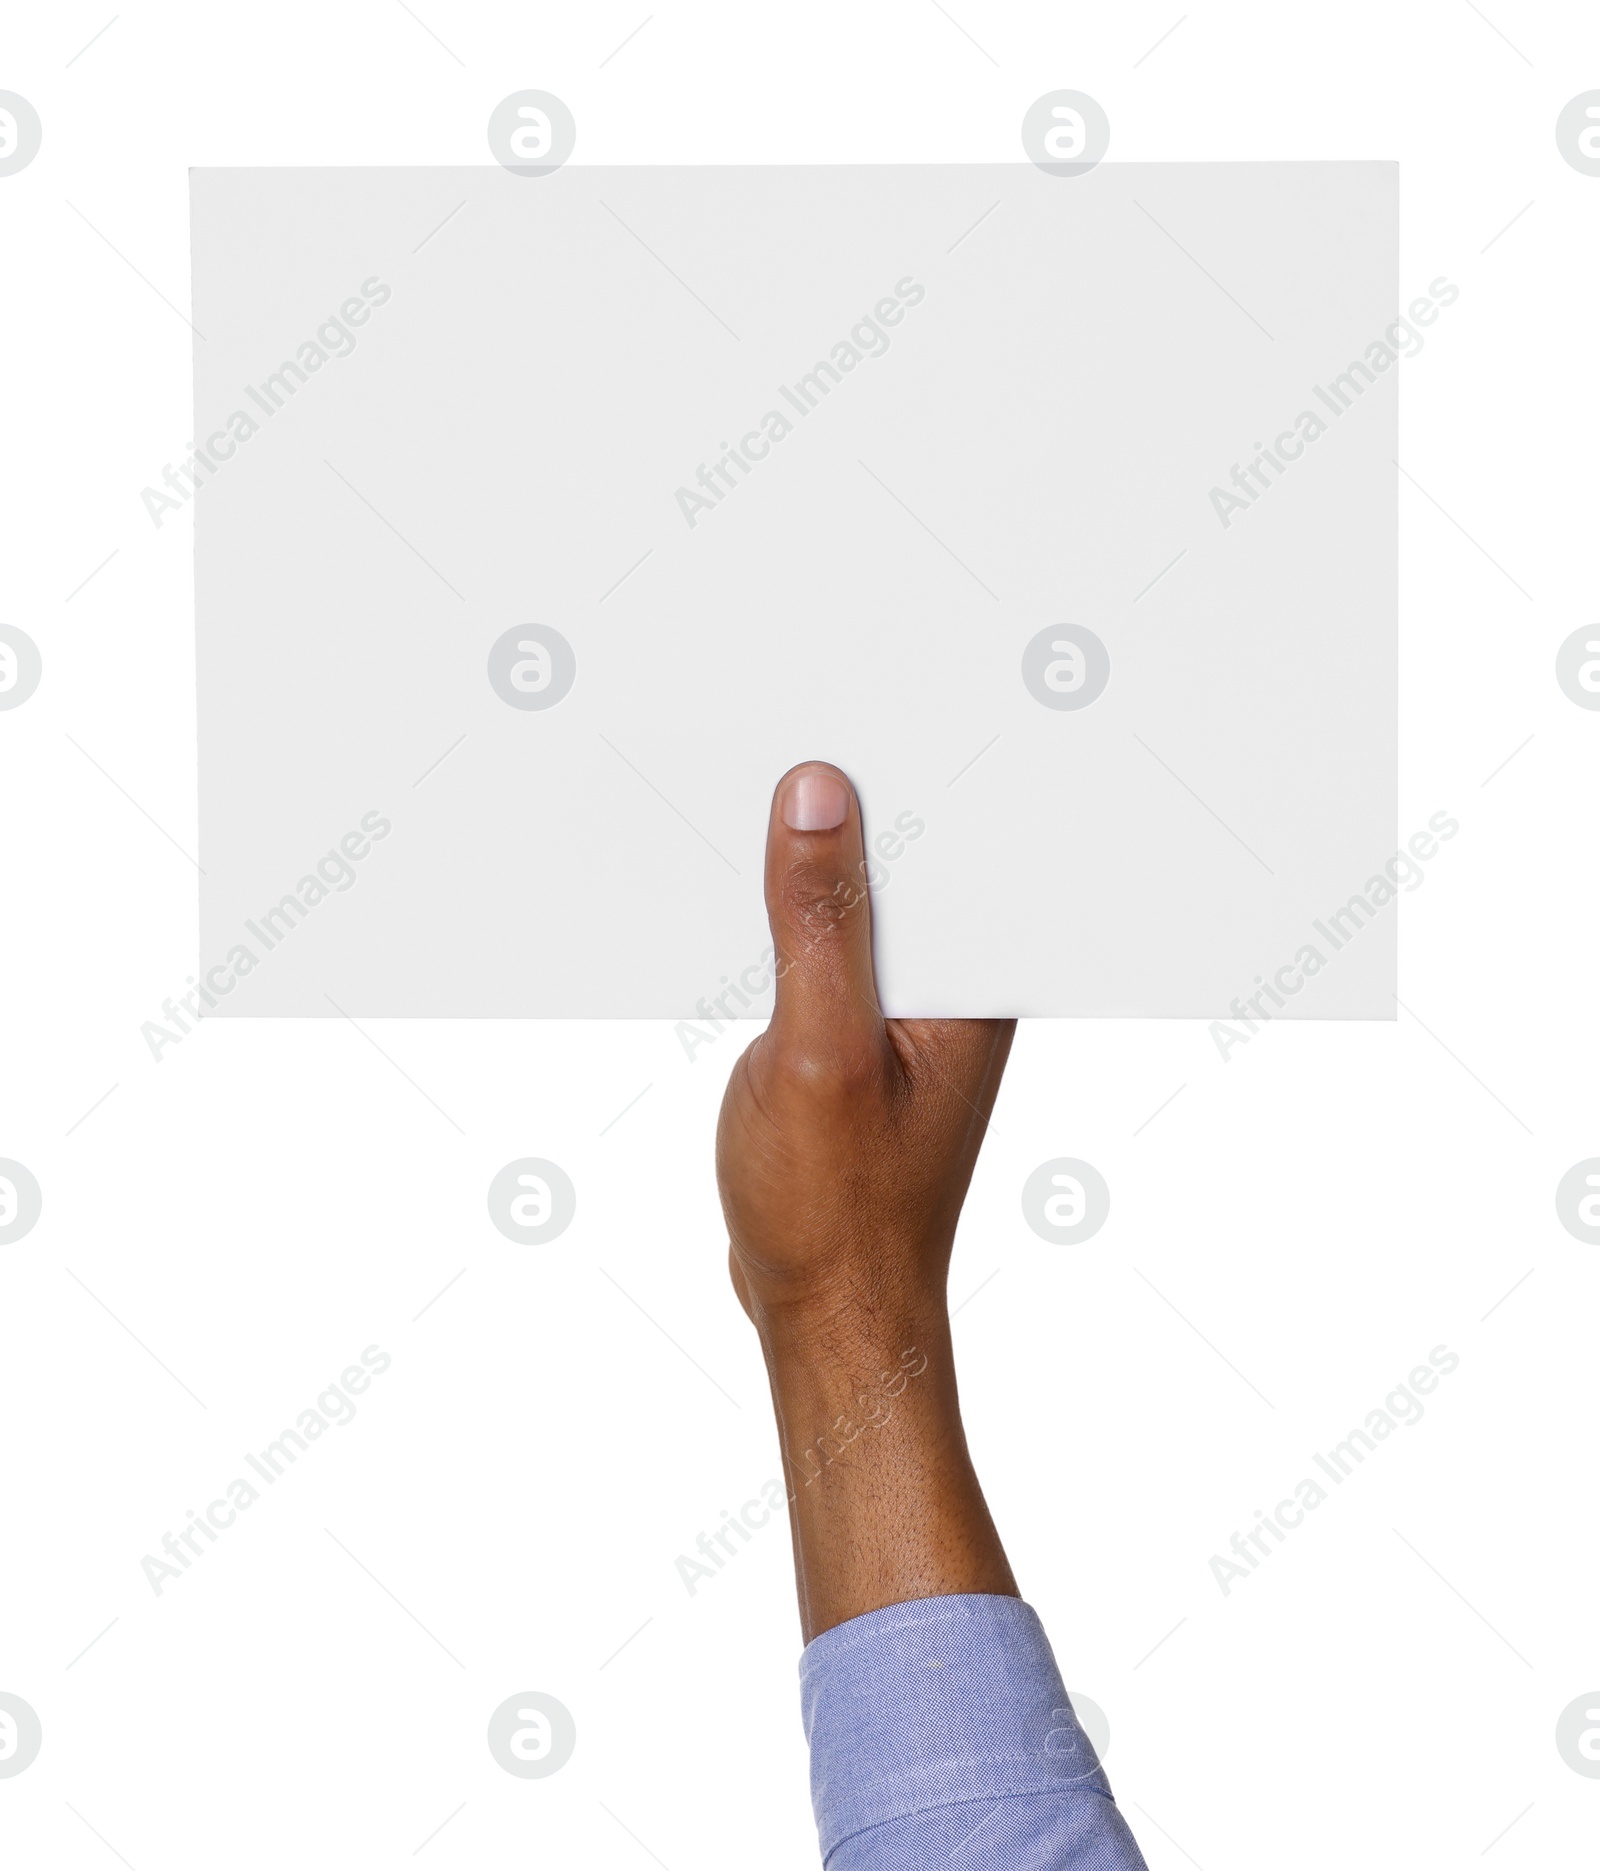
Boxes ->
[716,762,1018,1639]
[717,761,1014,1327]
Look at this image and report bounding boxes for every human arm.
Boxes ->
[716,762,1148,1867]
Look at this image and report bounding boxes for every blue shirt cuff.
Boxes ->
[800,1594,1126,1864]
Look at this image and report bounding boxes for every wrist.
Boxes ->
[750,1283,950,1384]
[735,1236,951,1348]
[756,1300,959,1479]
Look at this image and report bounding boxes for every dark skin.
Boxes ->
[716,761,1019,1642]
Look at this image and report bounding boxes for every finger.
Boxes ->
[764,761,884,1060]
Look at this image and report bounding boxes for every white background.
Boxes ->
[1,3,1596,1867]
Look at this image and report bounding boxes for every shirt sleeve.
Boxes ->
[799,1594,1149,1869]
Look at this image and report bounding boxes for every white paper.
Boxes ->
[191,163,1398,1018]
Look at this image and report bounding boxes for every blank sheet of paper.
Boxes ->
[191,163,1397,1018]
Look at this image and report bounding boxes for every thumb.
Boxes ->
[764,762,884,1061]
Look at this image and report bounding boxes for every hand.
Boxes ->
[715,761,1018,1639]
[716,762,1014,1332]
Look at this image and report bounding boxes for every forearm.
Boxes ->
[767,1302,1151,1870]
[756,1298,1018,1642]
